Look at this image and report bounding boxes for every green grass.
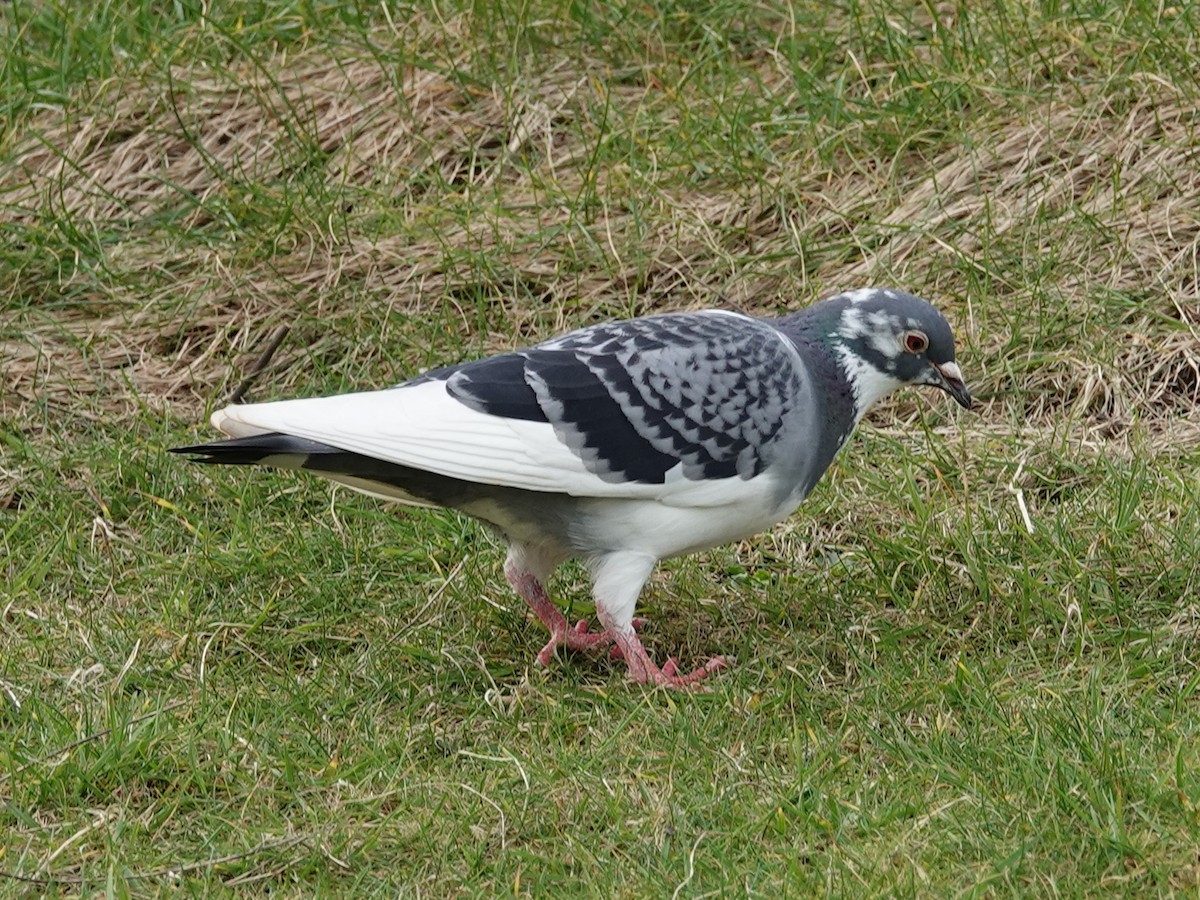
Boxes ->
[3,0,1200,895]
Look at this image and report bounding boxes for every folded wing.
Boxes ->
[212,311,809,506]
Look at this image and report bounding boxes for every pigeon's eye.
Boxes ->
[903,331,928,354]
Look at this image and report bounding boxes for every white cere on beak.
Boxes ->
[937,360,964,383]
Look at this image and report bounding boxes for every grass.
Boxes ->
[2,0,1200,894]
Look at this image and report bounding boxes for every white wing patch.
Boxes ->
[211,381,765,507]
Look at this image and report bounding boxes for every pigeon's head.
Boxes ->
[820,287,972,419]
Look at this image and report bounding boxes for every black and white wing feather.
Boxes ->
[442,312,802,483]
[212,311,813,504]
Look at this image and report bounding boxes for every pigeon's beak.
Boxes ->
[933,361,973,410]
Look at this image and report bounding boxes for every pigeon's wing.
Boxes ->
[443,311,810,483]
[212,311,811,504]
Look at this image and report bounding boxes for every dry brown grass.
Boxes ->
[2,11,1197,446]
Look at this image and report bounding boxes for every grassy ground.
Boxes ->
[2,0,1199,894]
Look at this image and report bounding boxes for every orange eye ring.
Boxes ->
[903,331,928,354]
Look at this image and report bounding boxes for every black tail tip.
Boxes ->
[169,433,338,465]
[169,443,226,462]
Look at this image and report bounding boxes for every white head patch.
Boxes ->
[835,346,906,422]
[842,287,904,304]
[834,302,913,420]
[837,307,904,360]
[843,287,877,304]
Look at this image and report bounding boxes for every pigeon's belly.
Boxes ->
[569,474,802,560]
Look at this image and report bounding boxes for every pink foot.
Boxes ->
[570,616,649,647]
[536,617,649,666]
[648,654,730,688]
[610,627,732,689]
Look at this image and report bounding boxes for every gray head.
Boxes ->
[793,287,972,420]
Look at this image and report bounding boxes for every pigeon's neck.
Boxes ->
[778,306,905,424]
[833,346,907,422]
[773,317,860,483]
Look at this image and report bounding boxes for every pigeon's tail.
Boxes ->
[169,433,339,467]
[171,433,464,510]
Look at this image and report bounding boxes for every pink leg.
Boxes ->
[503,556,644,666]
[589,552,731,690]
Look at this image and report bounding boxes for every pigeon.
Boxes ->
[173,287,971,688]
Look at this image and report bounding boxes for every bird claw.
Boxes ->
[533,642,558,667]
[651,654,729,688]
